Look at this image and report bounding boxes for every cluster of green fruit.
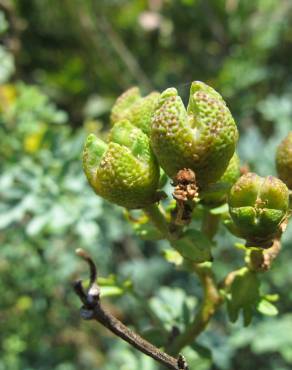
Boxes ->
[83,81,291,248]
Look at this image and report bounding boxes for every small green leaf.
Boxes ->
[243,307,253,326]
[226,267,260,325]
[234,242,247,250]
[97,275,133,298]
[162,249,184,266]
[172,229,212,263]
[227,300,239,323]
[100,286,124,298]
[210,203,229,215]
[257,299,278,316]
[133,222,163,240]
[264,294,279,303]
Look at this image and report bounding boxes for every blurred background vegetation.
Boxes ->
[1,0,292,369]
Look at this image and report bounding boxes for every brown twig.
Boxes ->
[73,249,189,370]
[218,269,240,290]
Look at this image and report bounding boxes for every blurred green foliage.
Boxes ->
[1,1,292,369]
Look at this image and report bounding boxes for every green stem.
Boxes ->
[144,203,223,355]
[143,203,174,241]
[167,264,222,355]
[201,209,220,241]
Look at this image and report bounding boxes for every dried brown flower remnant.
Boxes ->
[171,169,198,226]
[172,169,198,202]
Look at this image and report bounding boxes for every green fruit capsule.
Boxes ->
[276,132,292,189]
[150,81,238,188]
[110,87,160,135]
[229,173,289,246]
[83,120,160,209]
